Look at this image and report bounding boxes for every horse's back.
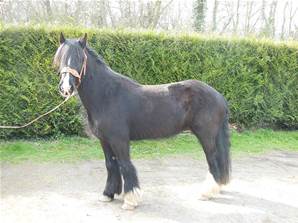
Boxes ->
[161,79,228,127]
[139,79,226,120]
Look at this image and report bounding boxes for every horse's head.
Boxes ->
[53,33,87,97]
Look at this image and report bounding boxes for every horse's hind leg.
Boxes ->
[99,139,122,202]
[108,138,142,210]
[194,131,221,200]
[192,118,231,200]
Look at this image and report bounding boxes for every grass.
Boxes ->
[0,129,297,163]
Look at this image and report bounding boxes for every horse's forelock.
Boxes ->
[53,44,64,69]
[53,43,84,69]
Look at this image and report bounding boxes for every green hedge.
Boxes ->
[0,27,297,138]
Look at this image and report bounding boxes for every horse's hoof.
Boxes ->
[199,172,221,200]
[121,203,136,210]
[199,185,220,200]
[114,193,124,200]
[99,195,113,202]
[198,194,210,201]
[122,187,142,210]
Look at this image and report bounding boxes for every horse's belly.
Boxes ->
[129,110,187,140]
[129,126,183,140]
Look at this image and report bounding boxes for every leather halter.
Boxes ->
[60,49,87,87]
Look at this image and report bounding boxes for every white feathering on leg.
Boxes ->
[199,172,221,200]
[122,188,143,210]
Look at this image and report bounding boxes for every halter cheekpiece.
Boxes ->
[60,49,87,87]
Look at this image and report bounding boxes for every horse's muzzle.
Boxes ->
[59,72,76,98]
[59,82,74,98]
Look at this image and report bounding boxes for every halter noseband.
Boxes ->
[60,49,87,87]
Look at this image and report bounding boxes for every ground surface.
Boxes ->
[1,150,298,223]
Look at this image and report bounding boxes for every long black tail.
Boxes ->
[212,111,231,185]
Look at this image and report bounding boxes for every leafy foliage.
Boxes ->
[0,27,297,138]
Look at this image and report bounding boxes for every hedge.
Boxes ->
[0,26,297,138]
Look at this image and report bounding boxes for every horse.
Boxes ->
[53,33,231,210]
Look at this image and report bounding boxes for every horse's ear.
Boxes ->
[79,33,87,48]
[60,32,65,44]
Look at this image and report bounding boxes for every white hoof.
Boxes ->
[122,188,142,210]
[99,194,113,202]
[114,193,124,200]
[121,203,136,210]
[199,172,221,200]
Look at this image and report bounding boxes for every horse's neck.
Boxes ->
[77,51,140,118]
[77,56,111,115]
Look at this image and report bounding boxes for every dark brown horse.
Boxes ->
[54,33,231,210]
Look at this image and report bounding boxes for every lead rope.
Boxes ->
[1,50,87,129]
[0,93,75,129]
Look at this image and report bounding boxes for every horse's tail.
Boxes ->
[212,110,231,185]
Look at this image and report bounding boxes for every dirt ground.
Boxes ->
[1,151,298,223]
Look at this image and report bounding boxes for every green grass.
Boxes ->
[0,129,297,163]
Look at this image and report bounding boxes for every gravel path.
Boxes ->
[1,151,298,223]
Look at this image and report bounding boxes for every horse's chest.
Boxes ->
[87,114,109,137]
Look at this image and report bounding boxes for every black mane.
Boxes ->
[86,46,106,65]
[85,45,140,86]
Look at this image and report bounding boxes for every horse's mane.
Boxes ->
[85,46,106,65]
[86,45,140,86]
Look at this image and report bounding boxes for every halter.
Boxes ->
[60,49,87,87]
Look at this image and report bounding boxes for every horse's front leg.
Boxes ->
[109,138,142,210]
[99,139,122,202]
